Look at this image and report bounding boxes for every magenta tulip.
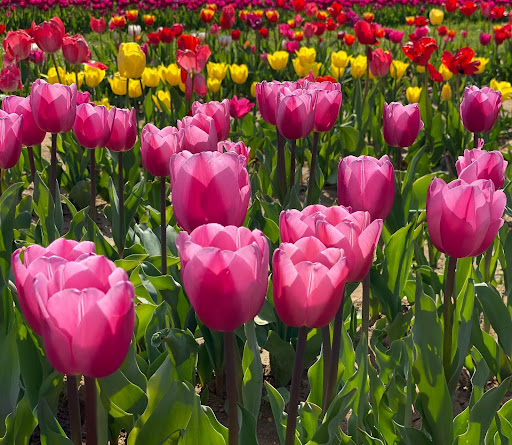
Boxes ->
[76,91,90,105]
[218,140,250,162]
[312,89,342,133]
[191,99,231,141]
[0,110,23,169]
[176,224,269,332]
[141,124,181,177]
[33,254,135,378]
[0,64,22,93]
[369,48,393,77]
[73,103,116,149]
[456,147,508,189]
[106,107,137,152]
[30,79,77,133]
[426,178,506,258]
[383,102,424,147]
[273,236,348,328]
[276,90,316,140]
[169,151,250,233]
[11,239,95,335]
[177,114,218,153]
[2,95,46,147]
[229,95,255,119]
[479,33,491,46]
[460,86,501,134]
[338,155,395,221]
[255,80,299,126]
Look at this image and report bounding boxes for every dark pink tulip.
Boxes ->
[0,110,23,169]
[191,99,231,141]
[106,108,137,152]
[90,17,106,34]
[389,30,404,44]
[2,95,46,147]
[33,254,135,378]
[141,124,181,177]
[460,86,501,134]
[30,80,77,133]
[229,95,255,119]
[369,48,393,77]
[169,151,250,233]
[62,34,91,65]
[176,223,269,332]
[11,238,95,335]
[383,102,424,147]
[276,90,316,140]
[313,89,342,132]
[73,103,116,149]
[426,178,505,258]
[177,114,218,153]
[273,236,348,328]
[480,32,491,45]
[76,91,90,105]
[0,63,22,92]
[33,17,65,54]
[255,80,299,126]
[338,155,395,221]
[3,30,32,62]
[218,140,250,161]
[456,147,508,189]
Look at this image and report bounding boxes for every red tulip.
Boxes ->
[3,30,32,62]
[2,95,46,147]
[445,0,458,13]
[369,48,393,77]
[344,33,356,45]
[354,20,379,45]
[62,34,91,65]
[442,47,479,75]
[0,64,22,93]
[90,17,106,34]
[0,110,23,169]
[141,124,181,177]
[460,1,478,17]
[402,37,438,66]
[33,17,65,54]
[229,95,254,119]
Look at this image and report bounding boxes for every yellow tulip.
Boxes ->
[490,79,512,101]
[84,65,105,88]
[153,90,171,110]
[268,51,289,71]
[157,65,169,83]
[473,57,489,74]
[94,97,113,109]
[350,55,367,79]
[292,58,321,77]
[331,65,345,79]
[165,64,182,86]
[46,67,67,84]
[128,79,143,98]
[118,42,146,79]
[65,72,84,88]
[331,50,349,69]
[389,60,409,80]
[207,62,229,80]
[109,72,140,96]
[441,83,452,101]
[251,81,257,98]
[439,63,453,81]
[416,65,426,74]
[230,64,249,84]
[142,67,160,87]
[178,80,186,93]
[406,86,422,103]
[207,77,222,93]
[295,47,316,66]
[429,8,444,26]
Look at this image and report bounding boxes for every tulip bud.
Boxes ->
[460,86,501,134]
[441,83,452,101]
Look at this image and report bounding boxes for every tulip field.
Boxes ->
[4,1,512,444]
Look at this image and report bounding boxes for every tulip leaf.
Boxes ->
[33,174,58,245]
[0,182,22,283]
[178,394,225,445]
[298,401,322,443]
[37,399,73,445]
[143,92,154,120]
[392,422,432,445]
[239,404,259,445]
[160,328,199,384]
[0,395,37,445]
[265,330,296,386]
[264,381,286,444]
[108,177,122,252]
[242,321,263,421]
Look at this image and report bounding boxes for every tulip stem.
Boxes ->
[307,132,319,206]
[474,132,479,148]
[66,375,82,445]
[443,256,457,381]
[361,273,371,345]
[395,146,402,172]
[160,177,167,275]
[276,131,287,201]
[289,139,297,190]
[89,148,96,241]
[285,327,308,445]
[85,377,98,445]
[0,169,2,197]
[26,147,36,183]
[224,331,239,445]
[484,244,494,283]
[362,47,371,107]
[50,133,58,206]
[321,325,331,408]
[118,152,125,258]
[50,53,63,84]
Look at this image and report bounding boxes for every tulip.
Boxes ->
[439,63,453,81]
[268,51,289,70]
[141,124,181,177]
[128,25,142,40]
[3,31,32,62]
[441,83,452,101]
[338,155,395,221]
[406,86,422,103]
[230,64,249,84]
[426,178,505,258]
[389,60,409,79]
[73,104,115,149]
[354,21,378,45]
[480,33,492,46]
[218,140,250,161]
[350,55,367,78]
[104,108,136,152]
[473,58,489,75]
[255,80,298,125]
[176,223,269,332]
[276,90,316,140]
[118,43,146,79]
[90,17,106,34]
[460,86,501,134]
[33,254,135,378]
[30,80,77,133]
[229,96,254,120]
[0,110,23,170]
[33,17,65,54]
[153,90,171,111]
[2,95,46,148]
[76,91,90,105]
[429,8,444,25]
[165,63,182,86]
[383,102,424,148]
[169,151,250,233]
[456,148,507,189]
[84,65,106,88]
[191,99,231,141]
[490,79,512,101]
[62,34,91,65]
[11,238,95,335]
[141,67,160,88]
[178,114,219,153]
[369,49,392,78]
[313,90,342,133]
[331,50,349,69]
[207,78,221,93]
[273,236,348,328]
[0,63,22,93]
[207,62,229,80]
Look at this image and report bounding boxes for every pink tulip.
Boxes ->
[30,79,77,133]
[177,114,218,153]
[218,140,250,162]
[11,239,95,335]
[426,178,505,258]
[230,95,255,119]
[106,107,137,152]
[191,99,231,141]
[176,45,211,74]
[62,34,91,65]
[456,147,508,189]
[389,30,404,44]
[279,204,334,243]
[383,102,424,147]
[3,30,32,62]
[169,151,250,233]
[273,237,348,328]
[2,95,46,147]
[276,89,316,139]
[0,63,22,92]
[480,32,491,45]
[338,155,395,221]
[141,124,181,177]
[33,17,65,54]
[76,91,90,105]
[255,80,299,126]
[73,103,116,149]
[369,48,393,77]
[0,110,23,169]
[176,223,269,332]
[460,86,501,134]
[33,254,135,377]
[312,89,342,132]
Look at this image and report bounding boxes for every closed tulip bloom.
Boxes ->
[141,124,181,177]
[429,8,444,25]
[268,51,289,70]
[406,86,422,103]
[207,62,229,81]
[456,148,507,189]
[369,48,392,77]
[313,89,342,132]
[191,99,231,141]
[383,102,424,147]
[279,204,336,243]
[480,33,491,46]
[218,140,250,161]
[331,50,349,69]
[176,224,268,331]
[460,86,501,134]
[338,155,395,220]
[90,17,106,34]
[389,60,409,79]
[62,34,91,65]
[230,64,249,84]
[106,108,137,152]
[350,55,367,78]
[273,237,348,328]
[0,64,22,92]
[118,43,146,79]
[165,64,182,86]
[441,83,452,101]
[255,81,289,125]
[30,80,77,133]
[73,104,116,149]
[426,178,506,258]
[169,151,250,233]
[84,65,105,88]
[276,90,316,139]
[178,114,219,153]
[0,110,23,169]
[3,31,32,62]
[11,239,95,335]
[142,67,160,87]
[2,95,46,147]
[33,254,135,378]
[33,17,65,54]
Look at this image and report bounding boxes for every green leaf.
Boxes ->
[242,321,263,421]
[0,318,20,437]
[33,174,57,244]
[37,399,73,445]
[178,395,225,445]
[265,330,296,386]
[0,182,22,284]
[0,395,37,445]
[264,381,286,444]
[239,405,259,445]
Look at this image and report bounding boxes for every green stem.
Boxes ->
[27,146,36,183]
[50,53,63,84]
[224,331,239,445]
[321,325,331,409]
[66,375,82,445]
[361,273,371,344]
[118,151,125,258]
[307,132,319,206]
[443,256,457,381]
[160,177,167,275]
[289,139,297,190]
[50,133,58,205]
[276,131,287,201]
[89,148,96,241]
